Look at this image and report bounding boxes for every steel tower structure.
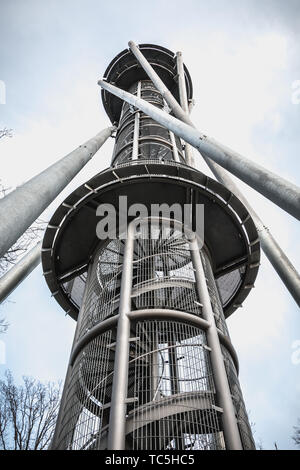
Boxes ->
[40,44,262,451]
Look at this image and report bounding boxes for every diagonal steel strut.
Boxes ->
[98,42,300,306]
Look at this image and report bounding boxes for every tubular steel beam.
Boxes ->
[189,235,243,450]
[0,127,115,259]
[176,51,194,166]
[107,220,135,450]
[127,44,300,306]
[205,157,300,306]
[128,40,190,124]
[176,52,189,114]
[0,242,41,303]
[132,81,141,160]
[98,79,300,221]
[169,130,180,162]
[98,78,300,305]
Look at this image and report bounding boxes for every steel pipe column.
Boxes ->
[176,51,194,166]
[107,221,135,450]
[204,157,300,306]
[0,126,115,259]
[189,235,243,450]
[98,73,300,306]
[98,79,300,220]
[132,81,141,161]
[0,241,41,303]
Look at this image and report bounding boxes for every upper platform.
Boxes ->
[42,160,260,320]
[101,43,193,124]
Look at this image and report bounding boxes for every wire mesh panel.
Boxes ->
[201,251,230,337]
[221,346,256,450]
[132,223,201,316]
[129,320,225,450]
[55,330,114,450]
[77,240,124,339]
[62,272,87,311]
[54,218,254,450]
[112,80,185,166]
[216,267,245,307]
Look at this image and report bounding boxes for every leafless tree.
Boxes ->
[0,128,13,140]
[0,370,61,450]
[293,419,300,448]
[0,318,8,334]
[256,438,264,450]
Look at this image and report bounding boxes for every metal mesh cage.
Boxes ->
[221,346,256,450]
[77,224,204,342]
[54,219,254,450]
[60,238,248,319]
[216,267,244,306]
[201,252,230,336]
[55,329,114,450]
[112,80,185,166]
[77,239,124,339]
[62,273,87,310]
[132,223,202,316]
[129,319,225,450]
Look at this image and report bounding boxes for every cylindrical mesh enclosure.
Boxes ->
[112,81,185,166]
[130,319,224,450]
[53,219,254,450]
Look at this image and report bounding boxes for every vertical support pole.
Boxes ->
[150,253,160,402]
[169,130,180,162]
[132,81,141,160]
[189,236,243,450]
[107,221,135,450]
[204,156,300,307]
[176,51,193,166]
[176,52,189,113]
[151,330,160,401]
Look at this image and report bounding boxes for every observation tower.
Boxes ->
[42,43,260,450]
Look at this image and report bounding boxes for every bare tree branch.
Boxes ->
[293,419,300,448]
[0,181,46,275]
[0,370,61,450]
[0,128,13,140]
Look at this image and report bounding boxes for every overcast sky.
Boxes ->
[0,0,300,450]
